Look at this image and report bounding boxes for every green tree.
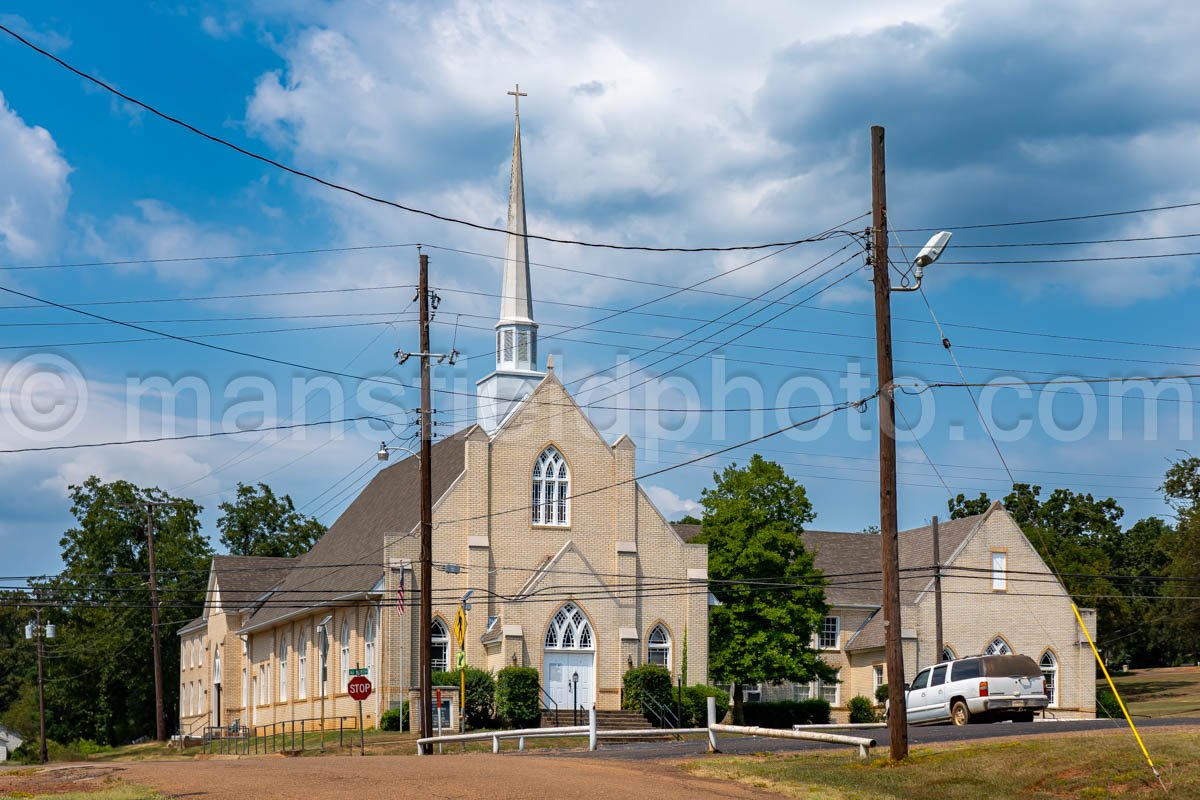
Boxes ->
[0,590,35,718]
[1162,458,1200,660]
[43,477,212,745]
[698,455,833,723]
[216,482,325,558]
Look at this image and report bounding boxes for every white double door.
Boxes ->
[544,650,595,711]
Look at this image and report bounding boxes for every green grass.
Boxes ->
[1104,666,1200,718]
[1,788,163,800]
[681,732,1199,799]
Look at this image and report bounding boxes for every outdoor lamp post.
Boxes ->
[571,671,579,726]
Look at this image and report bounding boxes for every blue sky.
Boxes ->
[2,0,1199,577]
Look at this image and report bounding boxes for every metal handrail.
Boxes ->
[539,683,560,727]
[640,693,680,729]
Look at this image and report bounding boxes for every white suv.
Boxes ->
[904,654,1049,725]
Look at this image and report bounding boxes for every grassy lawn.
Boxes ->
[681,732,1199,799]
[0,788,163,800]
[1105,666,1200,718]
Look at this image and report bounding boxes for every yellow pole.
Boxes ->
[1071,603,1165,791]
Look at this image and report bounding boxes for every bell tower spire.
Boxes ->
[476,84,545,434]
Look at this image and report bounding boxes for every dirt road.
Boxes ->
[113,752,777,799]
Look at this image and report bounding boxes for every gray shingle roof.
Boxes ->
[241,429,469,631]
[670,508,991,650]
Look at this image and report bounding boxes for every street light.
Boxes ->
[316,614,332,752]
[571,671,580,726]
[376,442,418,462]
[892,230,952,292]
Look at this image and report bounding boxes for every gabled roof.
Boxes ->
[241,429,470,632]
[212,555,297,608]
[671,510,988,608]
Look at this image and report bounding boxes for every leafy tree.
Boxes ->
[42,477,211,745]
[0,590,35,717]
[216,482,325,558]
[698,455,833,722]
[1162,458,1200,660]
[673,515,702,526]
[948,492,994,519]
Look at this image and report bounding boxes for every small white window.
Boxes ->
[1040,650,1058,707]
[340,623,351,693]
[808,673,840,706]
[297,634,308,699]
[365,611,377,683]
[647,625,671,668]
[431,619,449,672]
[873,665,885,694]
[817,616,840,649]
[992,550,1008,591]
[279,640,288,702]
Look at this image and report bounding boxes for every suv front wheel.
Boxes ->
[951,699,972,726]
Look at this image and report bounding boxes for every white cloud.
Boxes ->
[644,484,701,519]
[0,91,72,259]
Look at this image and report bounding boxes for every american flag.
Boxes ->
[396,570,406,616]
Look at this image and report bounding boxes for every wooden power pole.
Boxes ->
[417,252,434,754]
[145,504,167,743]
[871,124,909,761]
[933,515,944,660]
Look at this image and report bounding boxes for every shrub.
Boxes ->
[875,683,889,705]
[1096,687,1119,719]
[742,699,831,728]
[495,666,541,728]
[380,706,405,732]
[432,668,496,729]
[847,695,878,724]
[680,684,730,726]
[622,664,673,714]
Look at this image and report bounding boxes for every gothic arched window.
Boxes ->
[532,446,570,526]
[1040,650,1058,707]
[431,619,449,672]
[647,625,671,668]
[984,636,1012,656]
[544,603,593,650]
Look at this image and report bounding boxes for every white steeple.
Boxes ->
[476,84,545,434]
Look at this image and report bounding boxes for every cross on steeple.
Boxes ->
[507,83,527,117]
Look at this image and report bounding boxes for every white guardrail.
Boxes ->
[416,697,877,758]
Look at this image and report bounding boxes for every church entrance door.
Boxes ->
[543,603,596,712]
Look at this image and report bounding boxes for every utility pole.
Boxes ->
[870,124,908,761]
[933,515,944,660]
[418,251,434,754]
[392,251,457,755]
[25,602,53,764]
[131,499,180,743]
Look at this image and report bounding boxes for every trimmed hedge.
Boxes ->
[742,699,831,728]
[621,664,673,714]
[680,684,730,726]
[496,666,541,728]
[432,668,495,729]
[380,703,407,732]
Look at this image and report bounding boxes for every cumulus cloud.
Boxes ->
[644,484,701,519]
[0,91,72,259]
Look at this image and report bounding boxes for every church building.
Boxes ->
[177,94,709,735]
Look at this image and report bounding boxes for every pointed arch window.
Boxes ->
[647,625,671,668]
[532,446,570,526]
[297,634,307,699]
[340,623,351,692]
[431,619,449,672]
[545,603,593,650]
[941,645,957,662]
[365,610,378,683]
[1040,650,1058,707]
[984,636,1012,656]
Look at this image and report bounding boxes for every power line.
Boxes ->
[0,21,857,255]
[896,199,1200,232]
[943,249,1200,265]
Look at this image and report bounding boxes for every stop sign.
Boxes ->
[348,676,373,701]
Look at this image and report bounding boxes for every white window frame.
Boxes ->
[984,636,1012,656]
[873,664,885,694]
[532,446,570,526]
[1040,650,1058,708]
[297,634,308,700]
[991,549,1008,591]
[647,625,671,669]
[808,673,840,706]
[364,610,377,683]
[340,623,351,693]
[817,616,840,650]
[279,639,288,703]
[431,619,449,672]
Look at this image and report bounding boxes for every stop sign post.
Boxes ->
[348,672,372,755]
